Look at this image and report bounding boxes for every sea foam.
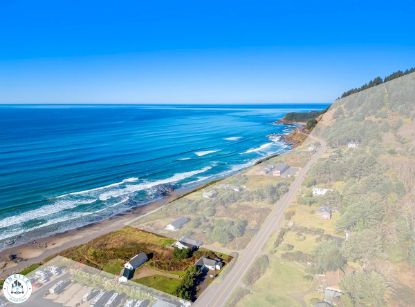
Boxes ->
[224,136,242,141]
[194,150,219,157]
[245,142,274,154]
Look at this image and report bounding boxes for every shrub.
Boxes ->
[175,266,202,301]
[243,255,269,286]
[173,247,192,260]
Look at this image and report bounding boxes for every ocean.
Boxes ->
[0,104,328,248]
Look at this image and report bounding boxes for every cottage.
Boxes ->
[173,236,203,251]
[347,142,359,149]
[124,252,148,270]
[272,162,289,176]
[195,257,223,271]
[202,190,218,199]
[118,267,135,283]
[317,206,332,220]
[312,187,332,196]
[165,217,190,231]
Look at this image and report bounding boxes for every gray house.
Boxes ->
[272,162,289,176]
[165,217,190,231]
[195,257,223,271]
[124,252,148,270]
[173,236,203,251]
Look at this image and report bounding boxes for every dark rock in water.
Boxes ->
[154,183,176,196]
[147,183,176,198]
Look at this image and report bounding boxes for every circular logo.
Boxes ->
[2,274,32,304]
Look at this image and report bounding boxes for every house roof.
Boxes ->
[195,257,218,267]
[274,162,289,172]
[169,217,189,228]
[319,206,332,213]
[122,268,134,279]
[128,252,148,267]
[179,236,203,248]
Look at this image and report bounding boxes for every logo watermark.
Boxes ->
[2,274,32,304]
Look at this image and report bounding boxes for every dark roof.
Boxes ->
[122,268,134,279]
[179,236,203,248]
[129,252,148,267]
[169,217,189,228]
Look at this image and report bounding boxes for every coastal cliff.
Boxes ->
[272,109,327,147]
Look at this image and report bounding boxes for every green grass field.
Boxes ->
[239,259,312,307]
[102,259,124,275]
[134,275,181,295]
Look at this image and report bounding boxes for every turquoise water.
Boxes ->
[0,104,327,247]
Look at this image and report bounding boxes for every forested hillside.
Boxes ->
[232,72,415,307]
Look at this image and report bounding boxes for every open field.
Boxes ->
[58,226,231,299]
[134,275,182,295]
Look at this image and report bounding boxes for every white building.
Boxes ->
[195,257,223,271]
[347,142,359,149]
[312,187,332,196]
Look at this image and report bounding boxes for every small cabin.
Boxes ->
[165,217,190,231]
[317,206,332,220]
[272,162,289,176]
[173,236,203,251]
[195,257,223,271]
[312,187,332,196]
[124,252,148,270]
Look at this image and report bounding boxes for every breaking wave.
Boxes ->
[194,150,219,156]
[224,136,242,141]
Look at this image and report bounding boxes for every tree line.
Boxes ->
[339,67,415,99]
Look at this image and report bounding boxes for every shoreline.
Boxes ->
[0,121,309,279]
[0,151,283,278]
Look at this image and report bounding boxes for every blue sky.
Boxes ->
[0,0,414,104]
